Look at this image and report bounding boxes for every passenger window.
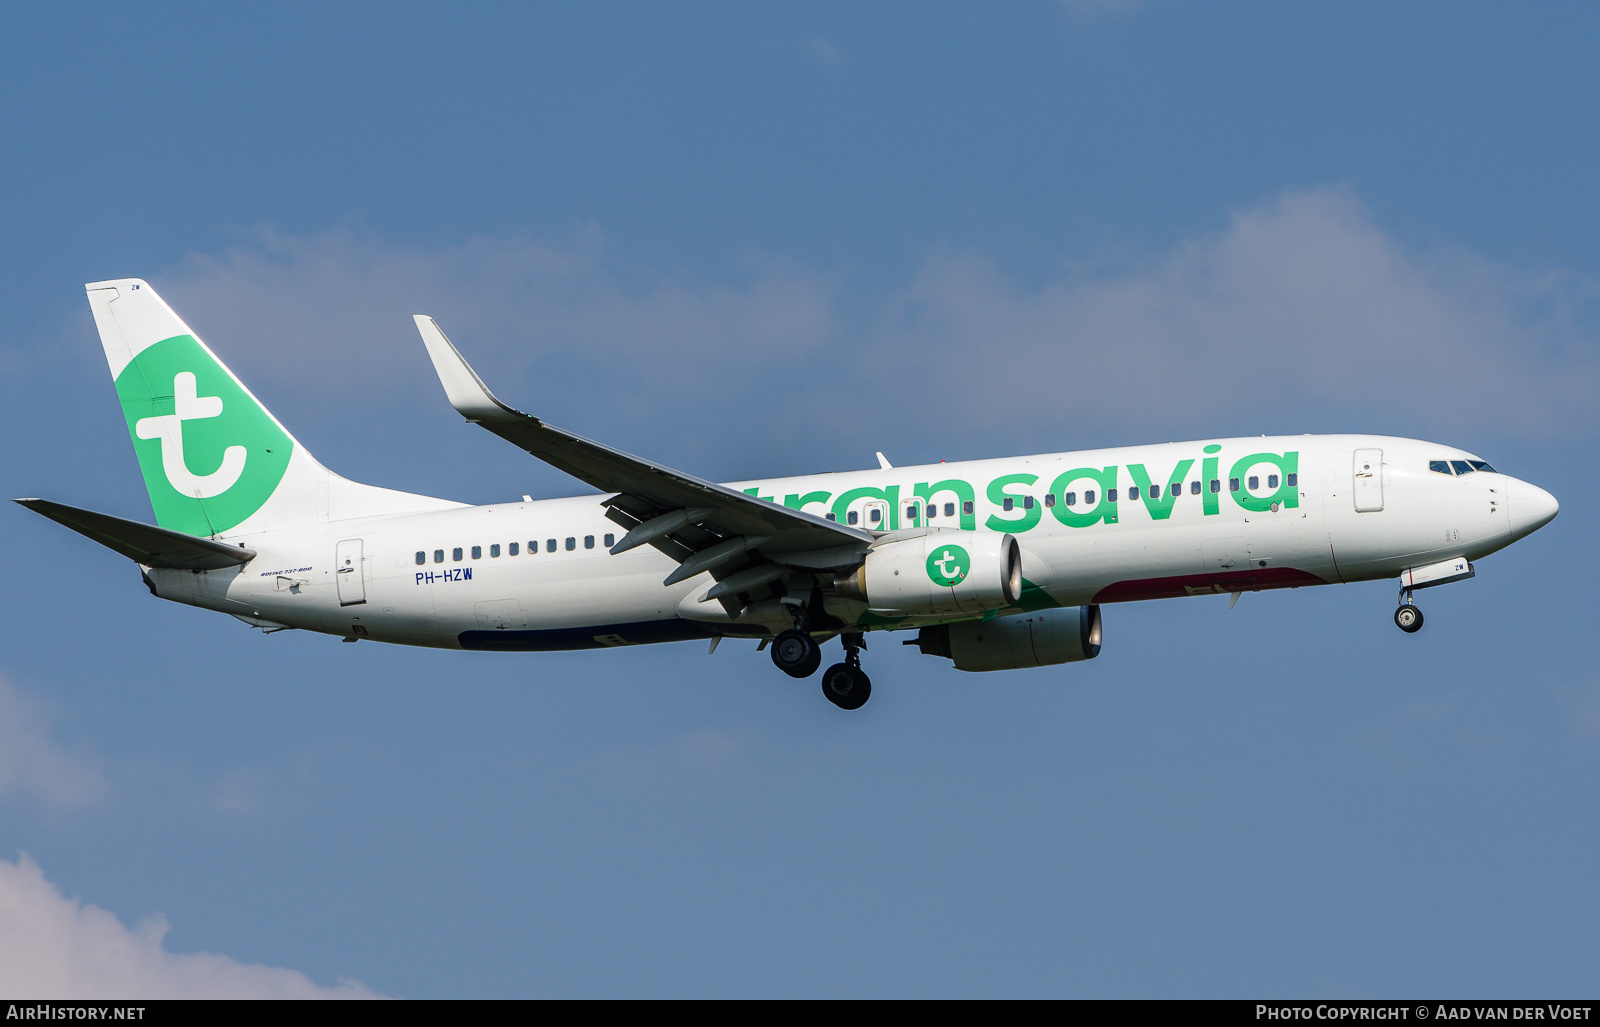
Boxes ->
[1267,475,1278,488]
[1002,498,1014,512]
[434,550,444,563]
[509,543,519,556]
[547,539,556,552]
[1128,486,1139,501]
[1023,495,1035,510]
[1190,481,1201,495]
[415,551,425,566]
[1451,460,1473,475]
[452,547,463,562]
[1107,489,1117,503]
[584,535,594,549]
[471,546,482,559]
[906,505,917,521]
[826,513,836,521]
[1150,485,1160,499]
[490,544,500,558]
[869,508,881,523]
[1429,460,1453,474]
[1065,492,1077,506]
[1210,480,1220,494]
[1248,476,1258,490]
[565,537,576,551]
[1229,478,1239,492]
[605,533,615,547]
[1085,490,1097,505]
[1469,460,1497,473]
[847,510,858,525]
[963,501,974,516]
[1044,493,1056,508]
[1286,473,1297,487]
[944,503,955,517]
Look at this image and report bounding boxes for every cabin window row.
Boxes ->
[826,473,1302,522]
[825,501,976,525]
[414,533,617,565]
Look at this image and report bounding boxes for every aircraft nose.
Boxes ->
[1506,477,1559,540]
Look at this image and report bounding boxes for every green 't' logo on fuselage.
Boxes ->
[115,335,292,536]
[927,544,970,587]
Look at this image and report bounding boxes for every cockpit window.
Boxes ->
[1450,460,1474,475]
[1429,460,1453,475]
[1468,460,1497,473]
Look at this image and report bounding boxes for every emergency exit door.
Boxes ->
[1353,449,1384,512]
[335,539,366,606]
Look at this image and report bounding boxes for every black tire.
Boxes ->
[821,663,872,710]
[772,629,821,678]
[1394,605,1424,633]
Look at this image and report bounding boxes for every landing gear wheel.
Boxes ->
[771,629,822,678]
[1394,605,1424,633]
[821,663,872,710]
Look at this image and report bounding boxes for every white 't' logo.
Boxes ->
[134,372,247,498]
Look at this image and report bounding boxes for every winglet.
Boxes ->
[413,316,526,423]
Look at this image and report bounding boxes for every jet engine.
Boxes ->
[833,530,1021,616]
[908,605,1102,672]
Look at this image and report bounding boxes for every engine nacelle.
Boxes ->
[909,605,1102,672]
[833,530,1021,616]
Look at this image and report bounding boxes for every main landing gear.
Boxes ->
[769,619,872,710]
[770,628,822,678]
[820,633,871,711]
[1394,589,1424,633]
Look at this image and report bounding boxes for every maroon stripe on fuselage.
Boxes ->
[1092,567,1328,603]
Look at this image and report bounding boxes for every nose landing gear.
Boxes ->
[821,633,871,710]
[1394,589,1424,633]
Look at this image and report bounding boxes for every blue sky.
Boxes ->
[1,2,1596,997]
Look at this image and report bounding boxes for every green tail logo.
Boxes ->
[115,335,292,536]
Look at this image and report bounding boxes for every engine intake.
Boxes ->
[909,605,1102,672]
[833,530,1021,616]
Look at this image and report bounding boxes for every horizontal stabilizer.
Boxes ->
[15,499,256,570]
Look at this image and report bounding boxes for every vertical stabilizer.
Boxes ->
[86,279,460,537]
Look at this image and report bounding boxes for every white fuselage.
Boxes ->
[143,434,1553,651]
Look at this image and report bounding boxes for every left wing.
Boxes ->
[414,317,872,593]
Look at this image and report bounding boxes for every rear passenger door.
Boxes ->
[335,539,366,606]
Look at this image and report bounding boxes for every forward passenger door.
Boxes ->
[1353,449,1384,512]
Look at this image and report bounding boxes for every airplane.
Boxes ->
[16,279,1560,710]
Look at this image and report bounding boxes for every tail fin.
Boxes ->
[86,279,459,537]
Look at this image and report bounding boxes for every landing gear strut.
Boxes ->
[821,632,871,710]
[771,610,822,678]
[1394,589,1424,633]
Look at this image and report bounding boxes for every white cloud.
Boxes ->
[145,187,1598,470]
[158,227,834,411]
[0,854,381,999]
[806,36,843,64]
[593,726,759,782]
[864,187,1599,441]
[0,677,103,807]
